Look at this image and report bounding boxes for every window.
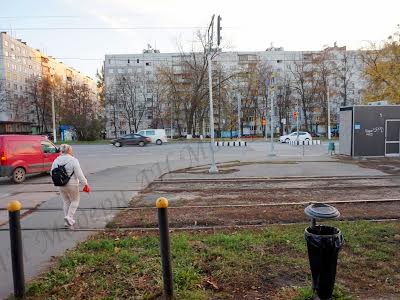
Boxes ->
[41,141,58,154]
[127,68,132,73]
[145,62,151,66]
[119,130,127,135]
[109,69,114,74]
[128,59,130,64]
[146,130,155,136]
[147,89,152,93]
[146,97,153,102]
[118,69,124,74]
[136,59,140,63]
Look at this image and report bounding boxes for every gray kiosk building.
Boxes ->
[339,105,400,157]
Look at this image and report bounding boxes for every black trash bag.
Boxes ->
[304,225,344,300]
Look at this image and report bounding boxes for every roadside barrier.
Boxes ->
[156,197,174,299]
[288,140,321,145]
[215,141,247,147]
[7,200,25,299]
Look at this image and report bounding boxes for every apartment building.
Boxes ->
[0,32,97,132]
[104,45,365,138]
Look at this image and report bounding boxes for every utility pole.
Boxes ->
[237,95,241,139]
[269,74,276,156]
[296,99,300,141]
[265,79,268,143]
[327,84,331,140]
[170,103,173,140]
[208,14,218,173]
[51,92,56,143]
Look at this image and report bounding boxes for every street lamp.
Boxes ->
[207,14,218,173]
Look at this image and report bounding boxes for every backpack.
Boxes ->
[51,164,74,186]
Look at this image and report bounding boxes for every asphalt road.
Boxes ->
[0,140,333,298]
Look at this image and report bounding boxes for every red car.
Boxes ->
[0,135,60,183]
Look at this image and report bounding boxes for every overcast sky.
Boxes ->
[1,0,399,78]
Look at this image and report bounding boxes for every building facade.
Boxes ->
[0,32,97,133]
[104,45,365,138]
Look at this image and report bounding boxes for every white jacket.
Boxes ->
[51,154,88,186]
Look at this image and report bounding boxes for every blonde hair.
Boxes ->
[59,144,73,154]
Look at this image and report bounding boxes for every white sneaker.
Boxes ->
[64,216,73,226]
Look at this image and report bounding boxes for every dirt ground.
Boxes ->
[113,175,400,229]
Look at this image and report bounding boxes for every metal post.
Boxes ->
[170,104,173,140]
[8,200,25,299]
[327,85,331,140]
[156,197,173,299]
[237,95,241,139]
[296,99,300,142]
[51,92,57,143]
[269,86,276,156]
[265,79,268,143]
[208,53,218,173]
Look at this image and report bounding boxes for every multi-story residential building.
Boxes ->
[0,32,97,133]
[104,44,365,138]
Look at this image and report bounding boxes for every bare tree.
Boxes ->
[333,51,355,106]
[313,50,334,134]
[289,57,319,131]
[275,74,293,135]
[25,75,52,133]
[114,74,146,133]
[61,80,102,140]
[157,31,235,136]
[0,80,10,118]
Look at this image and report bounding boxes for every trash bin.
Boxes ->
[328,142,335,155]
[304,203,344,300]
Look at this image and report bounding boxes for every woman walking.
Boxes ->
[51,144,90,229]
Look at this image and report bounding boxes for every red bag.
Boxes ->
[83,184,91,193]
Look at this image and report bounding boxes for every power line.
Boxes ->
[0,26,208,31]
[0,16,82,19]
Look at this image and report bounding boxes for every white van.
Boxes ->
[137,129,168,145]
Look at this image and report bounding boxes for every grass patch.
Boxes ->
[21,221,400,299]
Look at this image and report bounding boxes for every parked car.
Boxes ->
[137,129,168,145]
[0,135,60,183]
[111,134,151,147]
[310,131,322,138]
[279,131,312,143]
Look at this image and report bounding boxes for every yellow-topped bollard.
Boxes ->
[8,200,25,298]
[7,200,22,212]
[156,197,173,299]
[156,197,169,209]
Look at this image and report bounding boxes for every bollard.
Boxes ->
[156,197,173,299]
[7,200,25,299]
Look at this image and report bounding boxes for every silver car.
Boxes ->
[279,131,312,143]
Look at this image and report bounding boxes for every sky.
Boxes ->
[1,0,399,78]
